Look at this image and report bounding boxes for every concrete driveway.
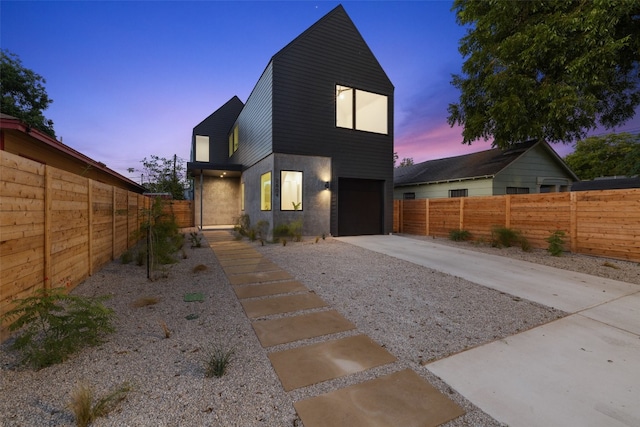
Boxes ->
[337,234,640,427]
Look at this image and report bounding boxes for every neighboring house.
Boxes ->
[0,113,144,193]
[188,5,394,236]
[394,140,578,199]
[571,176,640,191]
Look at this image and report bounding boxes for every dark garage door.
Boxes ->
[338,178,383,236]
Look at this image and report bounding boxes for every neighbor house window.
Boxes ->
[449,189,468,198]
[281,171,303,210]
[241,181,245,211]
[228,124,239,157]
[195,135,209,162]
[336,85,388,134]
[403,192,416,200]
[260,172,271,211]
[506,187,529,194]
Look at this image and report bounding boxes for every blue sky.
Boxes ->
[2,1,639,182]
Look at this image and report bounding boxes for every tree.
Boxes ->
[0,49,56,137]
[130,155,188,199]
[448,1,640,149]
[564,133,640,180]
[397,157,414,168]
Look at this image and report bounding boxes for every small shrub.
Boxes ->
[273,223,290,242]
[491,226,530,252]
[131,297,159,308]
[289,219,303,242]
[204,345,235,378]
[546,230,566,256]
[255,220,269,241]
[449,229,472,242]
[69,381,131,427]
[189,232,202,248]
[233,214,251,237]
[1,288,115,369]
[135,250,146,266]
[120,250,133,264]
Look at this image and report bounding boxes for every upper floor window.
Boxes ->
[336,85,388,134]
[228,125,239,157]
[281,171,302,211]
[449,189,468,198]
[195,135,209,162]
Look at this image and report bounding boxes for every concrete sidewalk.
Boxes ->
[337,234,640,427]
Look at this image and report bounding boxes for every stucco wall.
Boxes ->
[194,175,240,227]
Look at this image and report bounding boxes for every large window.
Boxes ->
[260,172,271,211]
[240,181,245,211]
[281,171,302,210]
[336,85,388,134]
[228,125,239,157]
[195,135,209,162]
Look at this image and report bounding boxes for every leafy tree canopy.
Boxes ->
[448,0,640,149]
[129,155,188,200]
[0,49,56,137]
[564,132,640,180]
[397,157,415,168]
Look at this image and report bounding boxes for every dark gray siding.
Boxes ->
[232,63,274,168]
[270,5,394,235]
[192,96,244,165]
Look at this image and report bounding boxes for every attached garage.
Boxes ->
[338,178,384,236]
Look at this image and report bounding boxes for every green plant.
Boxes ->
[289,219,303,242]
[546,230,566,256]
[449,229,472,242]
[491,226,529,249]
[120,250,133,264]
[139,198,182,279]
[292,201,301,211]
[68,381,132,427]
[135,250,146,266]
[255,220,269,241]
[189,231,202,248]
[233,214,251,237]
[1,288,115,369]
[204,345,235,378]
[272,223,290,243]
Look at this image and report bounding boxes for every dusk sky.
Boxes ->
[2,1,639,183]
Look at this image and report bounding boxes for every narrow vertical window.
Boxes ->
[195,135,209,162]
[281,171,303,210]
[260,172,271,211]
[228,133,233,157]
[233,125,239,153]
[336,85,353,129]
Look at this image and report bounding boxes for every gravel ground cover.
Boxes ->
[1,232,638,426]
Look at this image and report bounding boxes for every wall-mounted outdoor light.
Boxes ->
[324,181,330,190]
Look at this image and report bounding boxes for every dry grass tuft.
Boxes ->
[192,264,208,273]
[603,261,620,269]
[131,297,160,308]
[159,320,171,338]
[68,381,131,427]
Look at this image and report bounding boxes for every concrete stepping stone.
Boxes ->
[268,334,396,391]
[234,280,309,299]
[241,293,327,318]
[294,369,465,427]
[252,310,356,347]
[229,270,294,286]
[223,259,281,275]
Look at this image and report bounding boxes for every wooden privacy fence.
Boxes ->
[167,200,194,228]
[1,151,153,340]
[394,189,640,262]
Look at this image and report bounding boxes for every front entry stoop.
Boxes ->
[202,230,465,427]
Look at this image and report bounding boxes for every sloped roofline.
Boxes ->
[0,113,145,191]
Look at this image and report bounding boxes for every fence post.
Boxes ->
[112,186,116,260]
[425,199,430,236]
[459,198,465,231]
[87,178,93,276]
[505,195,511,228]
[44,165,52,291]
[570,192,577,252]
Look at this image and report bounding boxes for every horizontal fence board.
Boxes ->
[395,189,640,262]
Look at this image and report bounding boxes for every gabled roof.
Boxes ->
[395,140,576,186]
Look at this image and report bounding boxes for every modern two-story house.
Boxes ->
[188,5,394,237]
